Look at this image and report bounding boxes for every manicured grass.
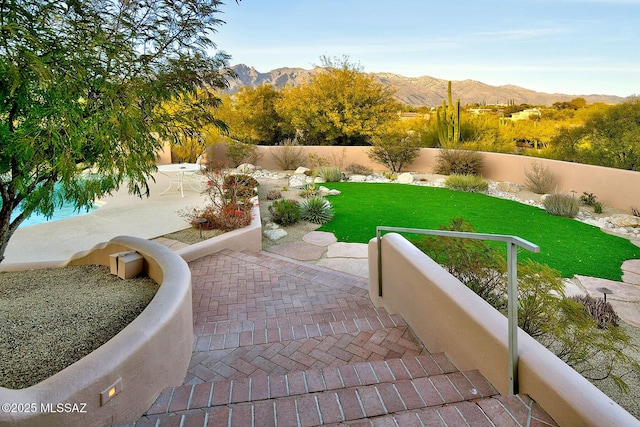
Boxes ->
[318,182,640,280]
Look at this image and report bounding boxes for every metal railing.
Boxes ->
[376,226,540,395]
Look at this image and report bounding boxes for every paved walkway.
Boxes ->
[126,249,557,426]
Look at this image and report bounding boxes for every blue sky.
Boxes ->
[213,0,640,97]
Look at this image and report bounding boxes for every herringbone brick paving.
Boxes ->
[125,249,557,426]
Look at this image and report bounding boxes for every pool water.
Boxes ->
[15,203,98,228]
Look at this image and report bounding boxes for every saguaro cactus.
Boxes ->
[437,81,461,147]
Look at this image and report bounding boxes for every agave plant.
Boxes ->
[299,196,334,224]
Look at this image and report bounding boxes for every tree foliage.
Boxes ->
[276,57,401,145]
[368,121,422,172]
[0,0,235,261]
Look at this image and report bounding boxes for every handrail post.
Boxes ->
[377,229,383,297]
[507,240,519,395]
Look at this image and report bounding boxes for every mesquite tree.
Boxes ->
[0,0,236,262]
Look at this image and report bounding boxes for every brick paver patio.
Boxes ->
[125,249,557,426]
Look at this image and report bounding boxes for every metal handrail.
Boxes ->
[376,226,540,395]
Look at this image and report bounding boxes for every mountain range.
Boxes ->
[228,64,627,107]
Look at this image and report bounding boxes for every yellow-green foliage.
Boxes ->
[444,174,488,193]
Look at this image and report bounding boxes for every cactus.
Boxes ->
[436,81,461,148]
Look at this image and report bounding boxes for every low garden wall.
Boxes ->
[368,232,639,427]
[0,236,193,427]
[206,144,640,211]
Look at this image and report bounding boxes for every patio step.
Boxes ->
[136,358,556,426]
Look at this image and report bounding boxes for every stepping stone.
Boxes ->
[327,242,368,259]
[266,241,326,261]
[316,258,369,279]
[302,231,338,247]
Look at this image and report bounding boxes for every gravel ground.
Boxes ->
[0,265,158,389]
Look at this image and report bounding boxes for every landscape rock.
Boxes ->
[609,214,640,228]
[496,182,521,193]
[263,228,288,241]
[288,174,310,188]
[294,166,310,175]
[349,174,366,182]
[397,172,414,184]
[318,186,341,196]
[237,163,255,173]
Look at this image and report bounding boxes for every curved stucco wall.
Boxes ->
[207,144,640,211]
[0,236,193,427]
[368,233,639,427]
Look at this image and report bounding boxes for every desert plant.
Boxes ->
[436,81,461,147]
[268,199,300,226]
[346,163,373,175]
[543,193,579,218]
[593,201,603,214]
[315,166,343,182]
[307,152,330,168]
[631,206,640,217]
[444,174,489,193]
[435,149,484,176]
[571,294,620,328]
[524,161,555,194]
[299,183,319,198]
[223,174,258,202]
[299,196,334,224]
[271,138,304,170]
[226,140,262,167]
[367,134,421,173]
[579,192,598,206]
[413,218,506,309]
[266,189,282,200]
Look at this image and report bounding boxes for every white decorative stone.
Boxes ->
[237,163,255,173]
[496,182,520,193]
[349,174,366,182]
[263,228,288,241]
[294,166,310,175]
[288,175,308,188]
[397,172,414,184]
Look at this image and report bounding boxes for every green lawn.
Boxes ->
[317,182,640,280]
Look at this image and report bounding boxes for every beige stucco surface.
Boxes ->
[368,233,640,427]
[0,236,193,427]
[208,144,640,211]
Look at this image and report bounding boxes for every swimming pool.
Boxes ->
[15,202,99,228]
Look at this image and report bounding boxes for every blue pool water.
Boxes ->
[15,203,98,228]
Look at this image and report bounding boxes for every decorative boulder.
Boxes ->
[496,182,521,193]
[263,228,288,241]
[397,172,414,184]
[294,166,310,175]
[288,174,309,188]
[349,174,367,182]
[237,163,256,173]
[609,214,640,228]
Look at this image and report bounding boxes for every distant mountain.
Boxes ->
[229,64,627,107]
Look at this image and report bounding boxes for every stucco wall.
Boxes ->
[0,236,193,427]
[207,143,640,211]
[368,233,640,427]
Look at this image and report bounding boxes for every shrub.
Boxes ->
[268,199,300,226]
[367,131,421,173]
[346,163,373,175]
[593,201,603,214]
[444,174,489,193]
[570,294,620,328]
[266,189,282,200]
[315,166,342,182]
[299,196,334,224]
[543,193,579,218]
[299,183,319,198]
[631,206,640,217]
[226,140,262,167]
[223,174,258,202]
[435,149,484,176]
[524,161,555,194]
[579,192,598,206]
[180,202,251,232]
[413,218,506,309]
[271,138,304,170]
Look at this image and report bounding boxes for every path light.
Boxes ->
[596,287,613,302]
[195,218,207,239]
